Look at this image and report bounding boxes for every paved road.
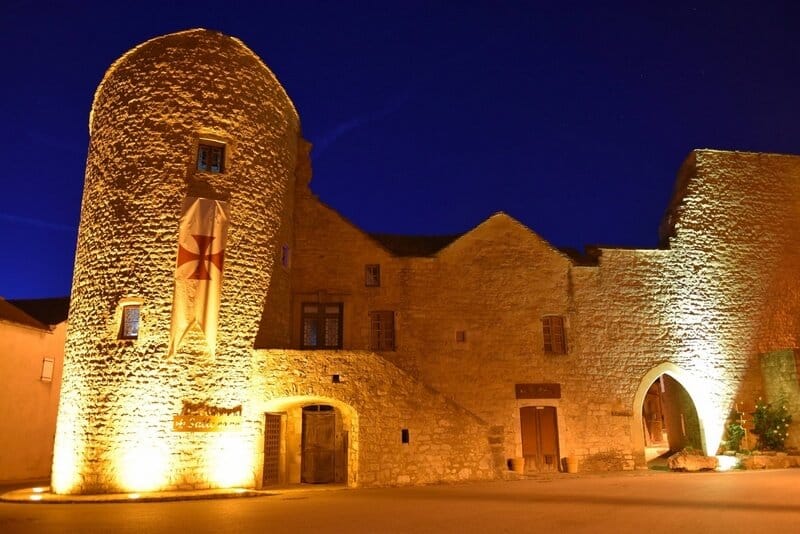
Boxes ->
[2,470,799,533]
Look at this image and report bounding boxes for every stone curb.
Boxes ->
[0,487,273,504]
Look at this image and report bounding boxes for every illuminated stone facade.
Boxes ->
[53,29,302,494]
[53,29,800,494]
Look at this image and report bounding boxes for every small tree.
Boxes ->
[725,422,745,452]
[752,398,792,451]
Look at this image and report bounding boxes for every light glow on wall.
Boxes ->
[51,406,85,494]
[661,241,759,458]
[113,393,172,492]
[205,432,254,487]
[685,378,725,456]
[117,440,170,492]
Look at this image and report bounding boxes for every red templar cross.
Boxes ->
[177,234,225,280]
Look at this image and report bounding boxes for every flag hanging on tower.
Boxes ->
[169,196,230,356]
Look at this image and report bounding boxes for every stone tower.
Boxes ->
[52,29,301,494]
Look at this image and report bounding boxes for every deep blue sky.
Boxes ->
[3,1,800,298]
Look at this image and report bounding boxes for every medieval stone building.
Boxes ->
[51,29,800,495]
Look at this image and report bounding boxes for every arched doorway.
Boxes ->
[261,396,358,487]
[632,364,709,466]
[640,375,702,463]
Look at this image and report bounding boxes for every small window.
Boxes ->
[301,303,343,349]
[542,315,566,354]
[197,142,225,173]
[401,428,410,444]
[370,311,395,351]
[281,245,291,269]
[119,305,140,340]
[41,358,55,382]
[365,264,380,287]
[455,330,467,343]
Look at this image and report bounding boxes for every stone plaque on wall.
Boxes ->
[173,400,242,432]
[515,383,561,399]
[173,415,242,432]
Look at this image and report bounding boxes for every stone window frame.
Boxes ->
[119,304,141,340]
[115,297,144,341]
[196,139,226,173]
[365,264,381,287]
[301,302,343,350]
[369,310,395,351]
[542,315,567,354]
[193,132,234,177]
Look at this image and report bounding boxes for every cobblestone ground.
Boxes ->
[2,470,800,533]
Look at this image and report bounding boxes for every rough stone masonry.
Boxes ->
[52,28,800,494]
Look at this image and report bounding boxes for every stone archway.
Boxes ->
[261,396,359,487]
[631,364,711,466]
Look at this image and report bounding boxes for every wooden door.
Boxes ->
[302,406,336,483]
[262,413,282,486]
[520,406,560,472]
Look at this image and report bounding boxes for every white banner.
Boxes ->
[169,197,229,356]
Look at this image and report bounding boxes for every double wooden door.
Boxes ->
[520,406,560,472]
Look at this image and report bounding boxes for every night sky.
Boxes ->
[3,1,800,298]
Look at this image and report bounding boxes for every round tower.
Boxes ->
[52,29,300,494]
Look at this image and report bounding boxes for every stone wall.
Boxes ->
[291,182,637,469]
[573,150,800,459]
[760,350,800,449]
[289,149,800,472]
[291,185,400,352]
[249,350,498,487]
[53,29,300,494]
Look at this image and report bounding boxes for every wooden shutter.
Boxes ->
[370,311,395,350]
[543,316,566,354]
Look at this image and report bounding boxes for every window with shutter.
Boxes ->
[542,315,567,354]
[369,310,395,351]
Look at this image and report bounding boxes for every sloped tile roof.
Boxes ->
[0,297,50,330]
[367,233,463,257]
[8,296,70,326]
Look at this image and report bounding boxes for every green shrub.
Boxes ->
[752,398,792,451]
[725,422,745,452]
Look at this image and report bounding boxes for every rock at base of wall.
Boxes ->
[667,450,719,472]
[738,452,800,469]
